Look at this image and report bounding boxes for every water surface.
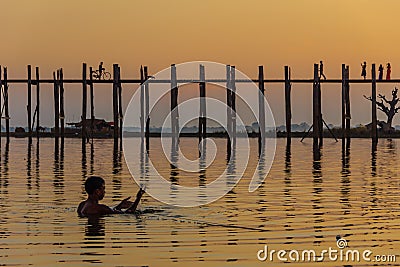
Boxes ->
[0,138,399,266]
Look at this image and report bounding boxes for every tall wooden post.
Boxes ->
[199,64,206,143]
[231,66,236,149]
[226,65,232,157]
[35,67,40,139]
[284,66,291,144]
[140,66,145,139]
[170,64,179,151]
[53,71,59,137]
[82,63,87,142]
[27,65,32,137]
[258,66,265,155]
[144,66,150,151]
[341,64,346,139]
[118,66,123,144]
[59,69,65,138]
[89,67,95,140]
[318,68,323,146]
[312,64,320,146]
[112,64,119,143]
[4,68,9,141]
[345,66,351,140]
[371,64,378,144]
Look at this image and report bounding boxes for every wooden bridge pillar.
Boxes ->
[53,71,60,137]
[371,63,378,144]
[59,69,65,139]
[112,64,119,144]
[284,66,291,145]
[35,67,40,139]
[170,64,179,152]
[312,64,320,146]
[258,66,266,155]
[82,63,87,143]
[199,64,206,143]
[144,66,150,151]
[27,65,32,138]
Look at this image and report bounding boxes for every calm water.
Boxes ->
[0,137,399,266]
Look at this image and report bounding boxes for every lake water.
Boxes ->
[0,137,399,266]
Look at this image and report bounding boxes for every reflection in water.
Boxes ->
[112,144,122,175]
[283,143,294,244]
[1,138,400,266]
[170,147,179,184]
[85,216,105,237]
[226,144,236,191]
[81,216,105,264]
[340,139,351,213]
[112,145,123,201]
[90,142,94,175]
[53,137,65,198]
[371,141,377,177]
[1,141,10,194]
[198,139,207,204]
[27,140,33,191]
[81,139,87,179]
[312,146,324,245]
[35,140,40,192]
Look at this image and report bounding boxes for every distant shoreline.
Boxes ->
[2,131,400,139]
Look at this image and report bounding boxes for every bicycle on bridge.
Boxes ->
[91,62,111,80]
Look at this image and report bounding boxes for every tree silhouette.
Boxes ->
[364,87,400,131]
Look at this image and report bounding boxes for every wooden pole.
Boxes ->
[318,68,323,146]
[140,66,145,139]
[284,66,291,144]
[144,66,150,150]
[53,71,59,137]
[199,64,206,143]
[226,65,232,156]
[341,64,346,139]
[113,64,119,143]
[89,67,95,139]
[118,66,123,143]
[59,69,65,138]
[27,65,32,137]
[170,64,178,151]
[312,64,319,145]
[371,63,378,144]
[258,65,265,155]
[231,66,236,149]
[345,66,351,140]
[35,67,40,139]
[4,67,9,141]
[82,63,87,142]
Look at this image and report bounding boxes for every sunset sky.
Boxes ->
[2,0,400,127]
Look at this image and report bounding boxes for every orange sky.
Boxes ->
[2,0,400,127]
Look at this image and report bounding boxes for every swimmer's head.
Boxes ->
[85,176,105,200]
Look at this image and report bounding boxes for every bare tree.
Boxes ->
[364,87,400,132]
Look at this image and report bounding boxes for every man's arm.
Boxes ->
[126,188,145,213]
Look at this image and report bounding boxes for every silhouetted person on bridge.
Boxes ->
[361,62,367,80]
[386,63,391,80]
[319,61,326,80]
[378,64,384,80]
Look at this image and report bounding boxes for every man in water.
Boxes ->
[77,176,145,216]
